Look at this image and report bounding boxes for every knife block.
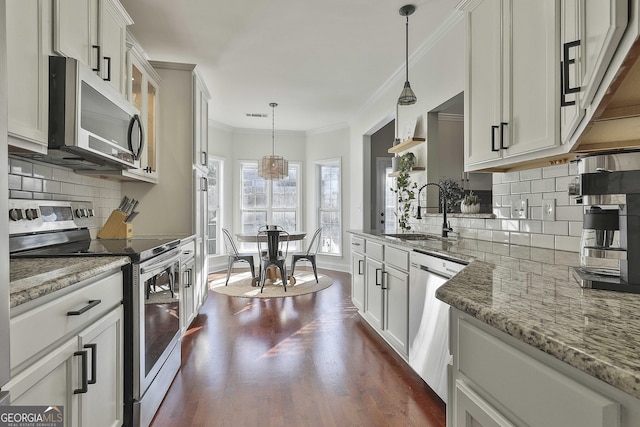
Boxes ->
[97,210,132,239]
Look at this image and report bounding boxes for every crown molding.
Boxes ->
[305,122,350,136]
[353,10,463,123]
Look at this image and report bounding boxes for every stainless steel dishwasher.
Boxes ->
[409,249,467,403]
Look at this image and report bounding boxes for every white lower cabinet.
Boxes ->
[180,239,197,332]
[6,271,124,427]
[350,250,365,311]
[449,308,639,427]
[353,235,409,358]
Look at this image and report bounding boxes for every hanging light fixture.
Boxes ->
[258,102,289,180]
[398,4,417,105]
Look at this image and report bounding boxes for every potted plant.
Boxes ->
[460,190,480,214]
[438,178,465,213]
[391,153,417,232]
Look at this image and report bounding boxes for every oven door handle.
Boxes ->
[139,248,182,275]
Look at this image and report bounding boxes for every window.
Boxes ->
[239,162,301,251]
[317,159,341,255]
[207,158,222,255]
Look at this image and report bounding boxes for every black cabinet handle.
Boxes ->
[500,122,508,149]
[382,271,388,290]
[73,350,88,394]
[103,56,112,81]
[358,259,363,275]
[67,299,101,316]
[84,343,97,385]
[561,40,581,106]
[92,45,101,72]
[491,125,499,152]
[375,268,382,286]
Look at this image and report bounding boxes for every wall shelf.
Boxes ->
[388,137,426,154]
[388,166,425,177]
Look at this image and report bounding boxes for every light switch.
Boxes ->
[543,199,556,221]
[511,199,528,219]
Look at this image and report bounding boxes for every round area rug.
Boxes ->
[209,271,332,298]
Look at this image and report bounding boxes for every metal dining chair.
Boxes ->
[222,228,255,286]
[290,228,322,283]
[257,228,290,292]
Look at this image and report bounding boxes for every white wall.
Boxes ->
[306,125,351,272]
[348,13,465,230]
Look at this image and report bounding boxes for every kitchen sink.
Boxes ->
[382,233,438,241]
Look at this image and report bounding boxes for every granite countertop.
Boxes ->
[10,257,130,309]
[349,230,640,400]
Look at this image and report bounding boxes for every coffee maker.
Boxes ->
[571,150,640,293]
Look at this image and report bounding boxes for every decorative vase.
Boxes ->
[392,156,400,172]
[460,201,480,214]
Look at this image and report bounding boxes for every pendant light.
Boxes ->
[398,4,417,105]
[258,102,289,180]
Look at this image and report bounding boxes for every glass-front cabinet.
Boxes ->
[125,42,160,183]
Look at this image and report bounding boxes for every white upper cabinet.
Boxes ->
[464,0,559,171]
[53,0,132,94]
[560,0,627,142]
[193,71,211,171]
[6,0,50,153]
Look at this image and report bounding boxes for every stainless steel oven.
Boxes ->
[132,247,182,427]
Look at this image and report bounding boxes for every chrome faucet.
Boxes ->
[415,182,453,238]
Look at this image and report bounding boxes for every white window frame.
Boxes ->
[238,161,302,251]
[316,157,342,256]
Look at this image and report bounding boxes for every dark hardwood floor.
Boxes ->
[150,267,446,427]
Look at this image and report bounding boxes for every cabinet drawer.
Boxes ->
[365,241,384,261]
[385,246,408,271]
[11,272,123,371]
[458,319,619,427]
[351,236,365,253]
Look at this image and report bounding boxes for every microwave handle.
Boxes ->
[128,114,144,161]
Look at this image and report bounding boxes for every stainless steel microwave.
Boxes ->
[48,56,143,170]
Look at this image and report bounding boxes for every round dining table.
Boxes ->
[235,230,307,286]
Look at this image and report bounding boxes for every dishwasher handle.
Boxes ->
[410,262,452,280]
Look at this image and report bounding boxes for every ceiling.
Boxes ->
[120,0,459,132]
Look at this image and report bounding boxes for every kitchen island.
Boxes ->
[350,230,640,426]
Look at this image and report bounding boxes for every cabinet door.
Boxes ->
[365,258,384,330]
[77,307,123,427]
[579,0,627,109]
[99,0,128,94]
[193,81,210,169]
[181,257,196,331]
[455,380,515,427]
[560,0,586,143]
[383,265,409,356]
[5,338,79,427]
[504,0,559,157]
[52,0,96,66]
[194,171,210,309]
[465,0,503,166]
[6,0,49,152]
[351,251,365,311]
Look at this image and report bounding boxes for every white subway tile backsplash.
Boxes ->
[531,178,556,193]
[492,230,510,243]
[42,180,61,194]
[520,169,542,181]
[542,164,569,178]
[543,220,568,235]
[554,236,580,252]
[477,229,492,241]
[510,181,531,194]
[494,183,510,195]
[51,167,70,182]
[530,206,543,220]
[569,221,582,237]
[503,171,521,182]
[493,173,504,184]
[510,232,531,246]
[8,174,21,190]
[33,164,53,180]
[555,175,575,192]
[531,233,555,249]
[520,220,542,234]
[486,219,501,230]
[502,220,519,231]
[10,159,33,176]
[556,205,583,221]
[21,177,42,192]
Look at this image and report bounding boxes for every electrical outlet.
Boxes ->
[543,199,556,221]
[511,199,528,219]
